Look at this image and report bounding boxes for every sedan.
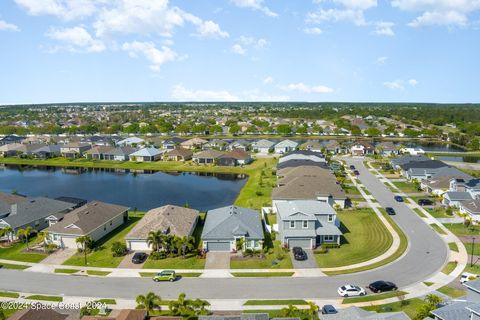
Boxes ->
[368,281,398,293]
[350,165,356,170]
[385,207,396,215]
[394,196,404,202]
[292,247,308,261]
[418,199,434,206]
[338,285,367,297]
[131,252,147,264]
[353,170,360,176]
[321,305,338,314]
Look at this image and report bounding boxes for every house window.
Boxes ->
[290,221,295,229]
[303,221,308,229]
[324,235,334,242]
[328,214,334,222]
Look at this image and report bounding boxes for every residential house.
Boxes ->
[47,201,129,248]
[203,139,227,150]
[103,146,137,161]
[192,150,225,164]
[393,158,450,180]
[82,309,147,320]
[8,308,70,320]
[276,200,342,249]
[0,195,75,235]
[351,117,369,130]
[324,140,347,154]
[163,147,193,161]
[180,138,208,150]
[60,142,92,159]
[85,146,115,160]
[300,140,323,153]
[55,197,88,209]
[129,147,162,162]
[217,149,252,166]
[201,205,264,252]
[430,279,480,320]
[400,147,425,155]
[0,135,24,146]
[274,139,299,154]
[161,137,185,150]
[376,142,398,156]
[390,155,430,170]
[0,143,24,157]
[276,159,330,170]
[252,139,275,153]
[460,199,480,223]
[117,137,145,147]
[319,306,409,320]
[421,175,467,196]
[27,144,61,159]
[350,141,374,156]
[278,150,326,165]
[450,177,480,199]
[227,139,250,151]
[443,191,473,207]
[125,205,199,251]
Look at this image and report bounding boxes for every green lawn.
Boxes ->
[424,282,434,286]
[0,291,20,298]
[0,307,22,319]
[243,300,308,306]
[143,255,206,269]
[0,262,30,270]
[442,261,458,275]
[430,224,447,235]
[362,298,424,319]
[231,272,294,277]
[444,223,480,236]
[316,209,393,268]
[87,270,111,276]
[95,299,117,305]
[54,268,79,274]
[265,214,277,226]
[409,195,437,204]
[413,208,427,218]
[427,208,454,219]
[230,240,293,269]
[343,291,407,304]
[0,236,47,263]
[463,263,480,274]
[26,295,63,302]
[392,181,420,193]
[463,243,480,256]
[437,285,465,298]
[449,242,459,252]
[344,184,361,195]
[63,212,144,268]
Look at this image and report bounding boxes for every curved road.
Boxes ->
[0,159,448,300]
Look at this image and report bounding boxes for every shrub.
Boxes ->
[111,241,127,257]
[315,247,328,254]
[255,190,263,196]
[243,249,253,257]
[150,251,167,260]
[321,243,340,249]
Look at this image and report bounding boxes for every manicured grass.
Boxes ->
[244,299,308,306]
[0,262,30,270]
[343,291,407,304]
[0,291,20,298]
[231,272,294,277]
[0,307,22,319]
[408,195,437,204]
[87,270,111,276]
[413,208,427,218]
[444,223,480,236]
[442,261,458,275]
[265,214,277,226]
[430,224,447,235]
[437,285,465,298]
[325,212,408,276]
[344,184,361,195]
[0,236,47,263]
[230,240,293,269]
[463,243,480,256]
[54,268,79,274]
[139,272,202,277]
[63,212,144,268]
[392,181,420,193]
[362,298,424,319]
[423,282,434,286]
[463,263,480,274]
[427,208,453,218]
[449,242,459,252]
[26,295,63,302]
[95,299,117,305]
[316,209,393,268]
[143,255,206,269]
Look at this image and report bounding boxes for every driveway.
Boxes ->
[41,248,77,265]
[290,250,318,269]
[118,251,147,269]
[205,252,230,269]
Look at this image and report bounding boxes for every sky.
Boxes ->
[0,0,479,104]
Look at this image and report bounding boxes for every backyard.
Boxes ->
[0,235,47,263]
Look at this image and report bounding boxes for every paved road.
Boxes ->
[0,159,448,300]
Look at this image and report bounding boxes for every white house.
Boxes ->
[274,140,299,154]
[117,137,145,147]
[252,139,275,154]
[129,147,162,162]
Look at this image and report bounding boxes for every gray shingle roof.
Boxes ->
[130,147,161,157]
[391,155,429,167]
[444,192,473,201]
[201,205,264,240]
[276,200,336,220]
[275,139,299,148]
[464,278,480,293]
[253,139,275,148]
[430,301,475,320]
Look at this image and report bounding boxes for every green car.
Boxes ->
[153,270,177,282]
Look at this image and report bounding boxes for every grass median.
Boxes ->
[343,291,407,304]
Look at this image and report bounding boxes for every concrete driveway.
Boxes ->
[205,252,230,269]
[290,249,318,269]
[118,251,147,269]
[41,248,77,265]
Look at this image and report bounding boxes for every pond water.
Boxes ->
[0,165,247,212]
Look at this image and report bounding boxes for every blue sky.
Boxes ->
[0,0,479,104]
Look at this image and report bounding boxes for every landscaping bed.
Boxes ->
[230,240,292,269]
[0,236,47,263]
[362,298,424,319]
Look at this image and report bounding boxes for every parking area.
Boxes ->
[41,248,77,265]
[290,249,318,269]
[205,252,230,269]
[118,251,147,269]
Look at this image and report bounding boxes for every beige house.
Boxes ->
[60,142,91,159]
[180,138,208,150]
[163,147,193,161]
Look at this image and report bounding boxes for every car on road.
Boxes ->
[368,281,397,293]
[292,247,307,261]
[353,170,360,176]
[385,207,396,215]
[131,252,147,264]
[461,272,479,284]
[337,285,367,297]
[394,196,404,202]
[321,305,338,314]
[153,270,177,282]
[350,165,356,170]
[418,199,434,206]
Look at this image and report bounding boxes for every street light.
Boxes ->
[471,237,476,268]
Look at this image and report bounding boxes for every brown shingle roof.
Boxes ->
[85,146,115,155]
[220,149,250,160]
[194,150,225,159]
[0,191,27,205]
[9,309,68,320]
[125,205,199,239]
[164,147,193,158]
[116,309,147,320]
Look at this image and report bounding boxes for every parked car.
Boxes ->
[418,199,434,206]
[385,207,396,215]
[368,281,398,293]
[321,305,338,314]
[350,165,356,170]
[153,270,177,282]
[353,170,360,176]
[394,196,404,202]
[461,272,479,284]
[337,285,367,297]
[131,252,147,264]
[292,247,307,261]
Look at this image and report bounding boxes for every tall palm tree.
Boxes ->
[169,293,193,316]
[281,305,299,318]
[38,230,50,253]
[147,230,163,252]
[3,226,13,244]
[76,235,93,266]
[307,301,319,317]
[16,226,33,250]
[179,236,195,258]
[136,292,161,316]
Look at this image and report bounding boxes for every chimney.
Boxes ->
[10,204,17,215]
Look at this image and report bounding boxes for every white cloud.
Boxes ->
[172,84,240,101]
[231,44,246,55]
[408,79,418,86]
[194,20,229,38]
[374,21,395,36]
[263,76,274,84]
[333,0,377,10]
[231,0,278,17]
[383,78,418,90]
[0,20,20,32]
[122,41,181,71]
[303,27,323,34]
[376,56,388,65]
[46,26,105,52]
[15,0,97,21]
[306,9,366,26]
[408,10,468,27]
[282,82,334,94]
[232,36,268,56]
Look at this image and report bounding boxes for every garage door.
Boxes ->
[61,236,78,249]
[128,240,150,251]
[207,241,230,251]
[288,239,312,249]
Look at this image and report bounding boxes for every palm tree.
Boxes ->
[147,230,163,252]
[16,226,33,250]
[178,236,195,258]
[2,226,13,244]
[281,305,299,318]
[169,293,193,316]
[136,292,161,316]
[191,298,210,316]
[38,230,50,253]
[307,301,319,317]
[76,235,93,266]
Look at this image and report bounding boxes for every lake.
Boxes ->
[0,165,247,212]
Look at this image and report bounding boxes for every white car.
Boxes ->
[338,285,367,297]
[460,272,478,284]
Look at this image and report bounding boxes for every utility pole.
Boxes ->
[471,237,476,268]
